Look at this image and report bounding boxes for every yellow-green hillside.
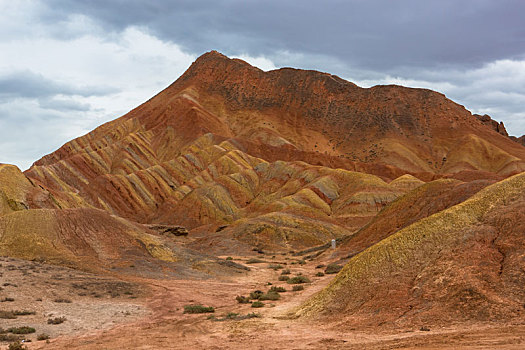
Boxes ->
[295,171,525,325]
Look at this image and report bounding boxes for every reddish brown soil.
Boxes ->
[11,254,523,350]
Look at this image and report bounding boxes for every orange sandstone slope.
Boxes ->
[24,51,525,247]
[0,164,247,276]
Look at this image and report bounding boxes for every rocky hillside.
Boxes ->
[296,172,525,326]
[21,51,525,251]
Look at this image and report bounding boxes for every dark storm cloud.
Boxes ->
[0,71,116,100]
[46,0,525,71]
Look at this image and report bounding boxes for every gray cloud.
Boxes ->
[0,71,116,100]
[38,97,92,112]
[46,0,525,71]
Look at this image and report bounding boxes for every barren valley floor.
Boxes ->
[2,255,523,350]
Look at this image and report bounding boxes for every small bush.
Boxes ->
[0,311,16,319]
[183,305,215,314]
[270,286,286,293]
[225,257,233,261]
[278,275,290,282]
[8,342,27,350]
[287,276,311,284]
[13,310,36,316]
[249,290,264,300]
[251,301,264,308]
[315,272,325,277]
[37,333,50,341]
[292,285,304,291]
[1,297,15,302]
[53,298,72,303]
[298,260,306,265]
[324,263,343,274]
[259,291,280,301]
[268,264,282,270]
[7,326,35,334]
[236,295,250,304]
[315,264,325,269]
[280,269,291,275]
[0,334,19,342]
[47,316,66,325]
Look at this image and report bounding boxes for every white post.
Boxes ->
[331,239,336,249]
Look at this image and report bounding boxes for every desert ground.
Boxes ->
[1,252,523,350]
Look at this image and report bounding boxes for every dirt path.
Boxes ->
[22,256,525,349]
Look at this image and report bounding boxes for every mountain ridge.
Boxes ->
[21,51,525,249]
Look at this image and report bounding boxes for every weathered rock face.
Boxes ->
[474,114,509,136]
[0,164,59,215]
[510,135,525,146]
[21,51,525,250]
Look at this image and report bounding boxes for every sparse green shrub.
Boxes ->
[0,311,16,319]
[53,298,72,303]
[268,264,282,270]
[236,295,250,304]
[7,326,35,334]
[8,341,27,350]
[292,285,304,291]
[225,257,233,261]
[270,286,286,292]
[47,316,66,325]
[183,305,215,314]
[13,310,36,316]
[315,264,325,269]
[324,263,343,274]
[315,272,325,277]
[37,333,50,341]
[259,291,280,301]
[249,290,264,300]
[226,312,239,319]
[1,297,14,302]
[280,269,291,275]
[278,275,290,281]
[0,334,19,342]
[287,276,311,284]
[251,301,264,308]
[298,260,306,265]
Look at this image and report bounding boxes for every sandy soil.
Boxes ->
[1,254,524,349]
[0,257,148,345]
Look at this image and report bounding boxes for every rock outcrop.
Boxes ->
[474,114,509,136]
[510,135,525,146]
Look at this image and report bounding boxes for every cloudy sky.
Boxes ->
[1,0,524,169]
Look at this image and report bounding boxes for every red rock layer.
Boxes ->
[23,52,525,246]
